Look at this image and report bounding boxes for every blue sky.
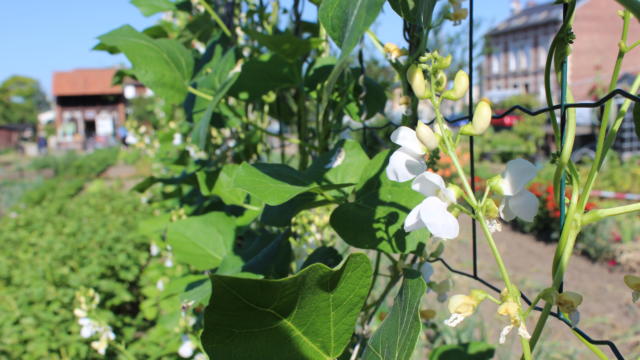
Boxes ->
[0,0,511,97]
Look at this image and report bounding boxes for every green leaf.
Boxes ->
[190,47,239,149]
[246,29,313,60]
[201,253,372,360]
[180,275,212,306]
[429,342,495,360]
[388,0,419,23]
[304,139,369,189]
[211,164,247,205]
[131,0,175,16]
[301,246,343,270]
[318,0,385,53]
[362,270,425,360]
[234,163,316,206]
[166,212,235,270]
[317,0,385,136]
[195,169,217,196]
[230,53,301,100]
[97,25,194,105]
[241,230,292,278]
[330,150,428,253]
[387,0,437,25]
[260,193,320,227]
[217,229,290,279]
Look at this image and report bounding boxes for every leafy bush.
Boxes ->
[0,186,152,359]
[21,149,119,206]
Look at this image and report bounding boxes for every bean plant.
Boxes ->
[85,0,640,358]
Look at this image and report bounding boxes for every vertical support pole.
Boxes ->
[468,0,478,278]
[558,3,569,294]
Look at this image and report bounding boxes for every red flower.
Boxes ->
[612,232,622,243]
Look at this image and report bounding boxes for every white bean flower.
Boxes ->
[386,126,428,182]
[443,294,478,327]
[178,335,196,358]
[78,317,98,339]
[497,301,531,344]
[194,353,208,360]
[404,172,459,240]
[496,159,539,222]
[90,326,115,356]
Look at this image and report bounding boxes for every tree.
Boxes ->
[0,75,49,125]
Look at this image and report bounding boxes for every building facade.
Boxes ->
[52,68,148,150]
[483,0,640,104]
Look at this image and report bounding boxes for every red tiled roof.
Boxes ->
[52,68,122,96]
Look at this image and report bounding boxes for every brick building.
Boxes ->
[482,0,640,104]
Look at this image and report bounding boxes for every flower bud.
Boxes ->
[539,288,559,304]
[556,292,583,314]
[448,294,478,316]
[446,184,463,201]
[470,289,489,303]
[473,99,492,133]
[435,71,448,92]
[420,309,436,321]
[384,42,399,54]
[487,175,505,196]
[407,65,431,99]
[483,199,500,219]
[418,54,431,63]
[435,54,453,70]
[442,70,469,100]
[262,91,277,103]
[624,274,640,291]
[416,121,439,150]
[497,301,519,320]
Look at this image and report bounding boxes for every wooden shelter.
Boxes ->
[52,68,126,149]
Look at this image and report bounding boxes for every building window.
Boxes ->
[522,43,531,69]
[539,36,550,68]
[492,53,501,74]
[509,49,517,72]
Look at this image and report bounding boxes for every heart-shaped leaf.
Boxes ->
[201,253,372,359]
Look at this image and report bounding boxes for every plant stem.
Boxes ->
[475,212,514,292]
[520,336,533,360]
[196,0,232,37]
[188,86,214,101]
[365,30,385,55]
[430,90,535,359]
[582,201,640,226]
[573,330,609,360]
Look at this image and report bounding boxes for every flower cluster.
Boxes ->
[73,288,116,356]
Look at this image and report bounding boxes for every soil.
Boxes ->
[99,164,141,190]
[426,216,640,359]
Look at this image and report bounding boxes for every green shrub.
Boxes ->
[0,187,152,359]
[21,148,119,206]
